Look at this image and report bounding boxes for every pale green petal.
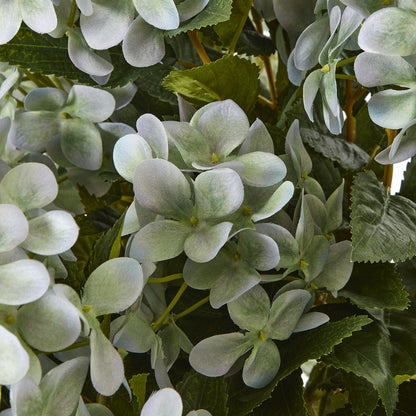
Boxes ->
[293,312,329,332]
[129,220,190,262]
[242,339,280,388]
[177,0,209,22]
[113,134,153,182]
[61,119,103,170]
[121,202,140,236]
[17,289,81,352]
[133,158,193,218]
[40,357,89,416]
[20,0,57,34]
[227,285,270,331]
[80,0,135,49]
[122,16,165,67]
[239,118,274,154]
[266,289,311,340]
[21,210,79,255]
[184,222,233,263]
[0,259,50,305]
[86,403,115,416]
[0,162,57,210]
[141,388,182,416]
[24,87,67,111]
[82,257,143,316]
[132,0,179,30]
[136,113,169,159]
[189,333,253,377]
[0,326,29,385]
[302,235,330,281]
[194,168,244,219]
[0,0,21,44]
[0,204,28,253]
[9,377,43,416]
[191,100,250,158]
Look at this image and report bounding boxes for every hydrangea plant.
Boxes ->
[0,0,416,415]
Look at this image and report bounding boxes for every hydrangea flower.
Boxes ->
[190,285,328,388]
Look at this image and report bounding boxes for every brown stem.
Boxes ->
[257,95,275,108]
[383,129,396,191]
[177,60,198,69]
[187,30,211,64]
[344,79,356,143]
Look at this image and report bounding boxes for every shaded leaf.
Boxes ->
[177,369,229,416]
[129,373,149,410]
[301,127,369,171]
[399,157,416,203]
[340,262,409,310]
[163,55,260,114]
[323,322,398,416]
[343,372,379,416]
[351,170,416,262]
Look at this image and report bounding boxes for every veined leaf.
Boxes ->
[340,262,409,310]
[399,156,416,203]
[300,127,369,171]
[228,315,371,415]
[129,373,149,410]
[351,170,416,262]
[177,369,229,416]
[343,372,379,416]
[163,55,260,113]
[166,0,233,36]
[323,322,398,416]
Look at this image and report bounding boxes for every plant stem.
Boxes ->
[335,74,356,81]
[57,175,69,184]
[174,295,210,321]
[257,95,275,108]
[67,0,78,28]
[383,129,396,192]
[147,273,183,284]
[20,68,45,87]
[229,0,253,54]
[187,30,211,64]
[336,55,357,68]
[152,282,188,331]
[344,79,356,143]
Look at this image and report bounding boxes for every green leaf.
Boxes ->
[351,170,416,263]
[394,379,416,416]
[163,55,260,114]
[129,373,149,410]
[300,127,369,171]
[213,0,252,52]
[340,262,409,310]
[251,369,309,416]
[386,303,416,378]
[166,0,233,36]
[323,322,398,416]
[88,212,125,273]
[399,157,416,203]
[343,372,379,416]
[228,315,371,415]
[176,369,229,416]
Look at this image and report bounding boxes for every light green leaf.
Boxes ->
[177,369,229,416]
[163,55,260,114]
[351,170,416,262]
[323,322,398,416]
[82,257,143,316]
[340,262,409,310]
[129,373,149,409]
[166,0,232,36]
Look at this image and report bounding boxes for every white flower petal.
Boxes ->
[0,204,28,253]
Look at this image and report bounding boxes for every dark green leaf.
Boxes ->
[394,380,416,416]
[129,373,149,410]
[386,303,416,378]
[88,212,125,273]
[350,170,416,263]
[166,0,233,37]
[228,315,371,415]
[163,54,260,114]
[235,20,276,56]
[251,369,309,416]
[323,322,398,416]
[399,157,416,204]
[340,263,409,310]
[300,128,369,171]
[344,372,379,416]
[176,369,229,415]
